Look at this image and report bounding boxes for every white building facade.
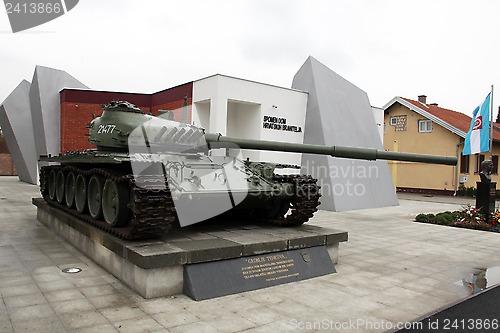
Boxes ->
[192,74,308,167]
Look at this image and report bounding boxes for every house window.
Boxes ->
[395,115,407,131]
[418,119,432,133]
[474,154,486,174]
[460,154,470,174]
[388,115,407,131]
[492,155,499,175]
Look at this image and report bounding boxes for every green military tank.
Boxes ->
[39,101,457,239]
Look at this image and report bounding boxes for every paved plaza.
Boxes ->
[0,176,498,332]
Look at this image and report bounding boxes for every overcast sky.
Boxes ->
[1,0,499,116]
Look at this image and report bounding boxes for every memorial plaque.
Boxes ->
[183,246,335,300]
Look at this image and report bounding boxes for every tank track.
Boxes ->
[268,174,321,226]
[39,167,321,238]
[39,166,176,240]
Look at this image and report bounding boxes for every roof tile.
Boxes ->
[401,98,500,141]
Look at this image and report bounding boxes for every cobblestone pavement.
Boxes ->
[0,176,498,332]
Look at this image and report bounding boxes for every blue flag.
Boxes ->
[463,92,491,156]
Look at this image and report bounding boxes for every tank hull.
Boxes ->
[39,150,320,238]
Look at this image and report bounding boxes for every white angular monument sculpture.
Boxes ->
[0,80,37,183]
[292,56,398,211]
[0,66,88,184]
[30,65,88,159]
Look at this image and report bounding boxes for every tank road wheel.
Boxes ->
[88,175,105,219]
[65,172,76,208]
[75,174,88,213]
[55,170,66,204]
[102,179,130,227]
[48,169,57,201]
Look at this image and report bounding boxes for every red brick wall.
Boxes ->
[59,82,194,153]
[0,134,16,175]
[0,153,17,176]
[0,134,8,153]
[60,102,100,153]
[60,102,152,153]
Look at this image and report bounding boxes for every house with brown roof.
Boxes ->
[383,95,500,194]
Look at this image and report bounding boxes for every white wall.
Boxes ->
[192,75,308,167]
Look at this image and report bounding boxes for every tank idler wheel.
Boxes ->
[75,174,88,213]
[65,172,76,208]
[55,170,66,204]
[88,175,105,219]
[48,169,57,201]
[40,169,49,195]
[102,179,130,227]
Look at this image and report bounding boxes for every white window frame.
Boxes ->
[389,117,398,126]
[418,119,432,133]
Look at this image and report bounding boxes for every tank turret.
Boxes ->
[88,101,205,152]
[39,101,457,239]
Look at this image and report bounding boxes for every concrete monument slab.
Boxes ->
[0,80,37,183]
[33,197,348,298]
[29,65,88,158]
[292,56,398,211]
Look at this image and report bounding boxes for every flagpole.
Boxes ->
[490,84,494,159]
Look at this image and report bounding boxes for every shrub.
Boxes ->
[434,212,456,225]
[415,205,498,232]
[457,185,476,197]
[415,213,435,223]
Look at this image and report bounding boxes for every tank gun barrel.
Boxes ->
[204,133,457,166]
